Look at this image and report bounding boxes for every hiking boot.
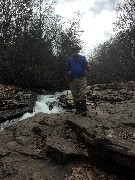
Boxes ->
[81,111,87,116]
[75,101,81,115]
[75,110,80,114]
[80,100,87,117]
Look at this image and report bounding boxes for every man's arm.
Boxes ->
[86,62,90,72]
[66,58,73,82]
[83,56,90,72]
[66,58,71,75]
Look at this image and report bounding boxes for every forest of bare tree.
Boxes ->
[89,0,135,85]
[0,0,135,90]
[0,0,82,90]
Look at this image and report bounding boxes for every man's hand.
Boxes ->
[86,63,90,72]
[67,71,73,82]
[67,71,72,75]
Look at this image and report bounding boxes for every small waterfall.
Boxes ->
[0,91,70,131]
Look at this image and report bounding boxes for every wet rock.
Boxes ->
[0,84,37,122]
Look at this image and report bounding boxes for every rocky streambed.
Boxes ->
[0,82,135,180]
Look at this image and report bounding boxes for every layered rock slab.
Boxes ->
[66,105,135,170]
[0,113,72,180]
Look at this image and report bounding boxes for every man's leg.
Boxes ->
[70,79,80,114]
[79,76,87,116]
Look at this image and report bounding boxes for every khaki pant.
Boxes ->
[70,76,87,102]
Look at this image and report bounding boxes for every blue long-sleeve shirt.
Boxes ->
[66,55,88,78]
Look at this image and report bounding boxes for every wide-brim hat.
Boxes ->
[71,45,82,51]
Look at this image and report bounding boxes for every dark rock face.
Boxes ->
[0,84,37,122]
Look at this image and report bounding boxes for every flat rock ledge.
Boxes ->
[0,110,135,179]
[0,113,72,180]
[66,114,135,170]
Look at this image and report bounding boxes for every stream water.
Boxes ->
[0,91,69,131]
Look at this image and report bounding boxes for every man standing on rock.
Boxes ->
[66,45,90,116]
